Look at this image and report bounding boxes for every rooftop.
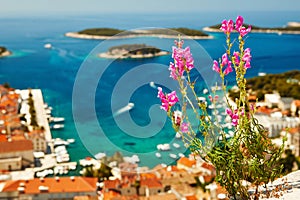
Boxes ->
[2,176,97,194]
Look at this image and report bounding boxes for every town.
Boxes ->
[0,78,299,200]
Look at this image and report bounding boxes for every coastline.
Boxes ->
[65,32,214,40]
[202,27,300,35]
[98,50,169,59]
[0,50,12,58]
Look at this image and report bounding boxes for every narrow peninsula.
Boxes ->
[203,21,300,34]
[65,27,212,40]
[0,46,11,57]
[99,44,169,59]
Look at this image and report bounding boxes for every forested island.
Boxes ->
[65,27,212,39]
[0,46,11,57]
[99,44,169,59]
[203,22,300,34]
[229,70,300,101]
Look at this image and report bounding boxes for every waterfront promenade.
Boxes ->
[19,89,52,141]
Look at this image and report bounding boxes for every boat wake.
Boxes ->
[113,103,135,117]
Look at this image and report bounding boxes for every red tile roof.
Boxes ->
[177,157,196,168]
[2,177,97,194]
[0,140,33,153]
[140,178,162,188]
[201,162,215,171]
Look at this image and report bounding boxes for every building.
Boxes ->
[264,93,281,108]
[291,100,300,117]
[0,139,34,170]
[0,176,98,200]
[27,129,47,153]
[278,97,294,111]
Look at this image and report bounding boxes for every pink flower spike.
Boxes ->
[224,61,233,75]
[221,19,234,34]
[233,51,240,66]
[167,91,179,106]
[208,95,213,102]
[244,61,251,69]
[221,53,228,66]
[226,108,233,116]
[239,25,252,37]
[180,122,189,133]
[235,16,244,31]
[212,60,220,73]
[242,48,251,62]
[157,87,165,99]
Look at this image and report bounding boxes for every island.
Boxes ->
[65,27,213,40]
[98,44,169,59]
[203,21,300,35]
[0,46,11,57]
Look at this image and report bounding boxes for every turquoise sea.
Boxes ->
[0,11,300,168]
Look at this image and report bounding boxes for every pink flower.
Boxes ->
[233,51,240,66]
[221,53,228,66]
[170,44,194,80]
[212,60,220,73]
[221,19,234,34]
[208,95,219,102]
[244,61,251,69]
[157,87,179,112]
[169,62,177,80]
[180,122,189,133]
[235,16,244,31]
[226,108,239,126]
[223,61,233,75]
[242,48,251,62]
[239,25,252,37]
[168,91,179,106]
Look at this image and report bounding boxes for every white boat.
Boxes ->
[157,143,170,151]
[50,117,65,122]
[94,152,106,160]
[155,152,162,158]
[44,43,52,49]
[178,153,185,158]
[51,124,64,129]
[67,138,75,144]
[175,132,181,138]
[173,143,180,148]
[169,153,177,159]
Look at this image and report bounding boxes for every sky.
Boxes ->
[0,0,300,16]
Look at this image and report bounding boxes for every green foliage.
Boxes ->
[108,44,161,55]
[0,46,7,54]
[78,28,123,36]
[77,27,209,37]
[83,163,113,181]
[247,70,300,99]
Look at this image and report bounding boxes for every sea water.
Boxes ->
[0,11,300,168]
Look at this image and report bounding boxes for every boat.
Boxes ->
[178,153,185,158]
[94,152,106,160]
[67,138,75,144]
[155,152,162,158]
[49,117,65,122]
[175,132,181,138]
[157,143,170,151]
[169,153,177,159]
[51,124,64,129]
[173,143,180,148]
[44,43,52,49]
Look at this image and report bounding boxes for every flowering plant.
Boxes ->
[158,16,284,199]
